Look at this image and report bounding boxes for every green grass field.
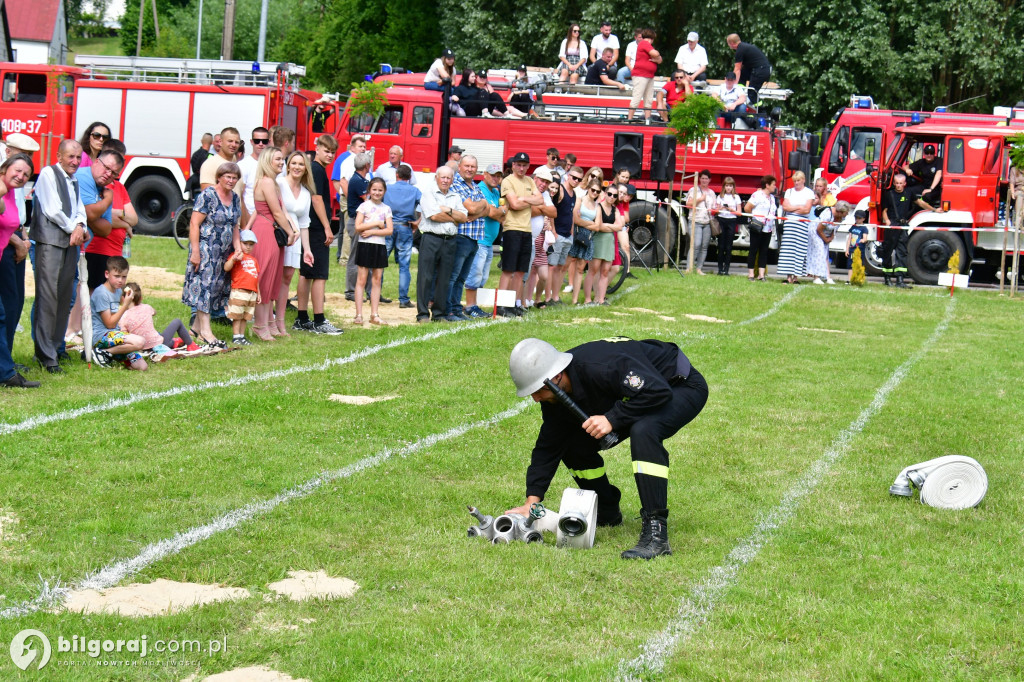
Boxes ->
[67,37,124,64]
[1,236,1022,680]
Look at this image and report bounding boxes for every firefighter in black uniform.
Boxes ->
[901,143,943,212]
[506,337,708,560]
[881,172,914,288]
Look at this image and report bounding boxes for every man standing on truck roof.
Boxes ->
[901,143,943,212]
[199,127,241,191]
[881,173,913,289]
[499,152,544,316]
[727,34,771,107]
[332,135,368,265]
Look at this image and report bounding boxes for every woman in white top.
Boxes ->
[276,151,315,336]
[714,176,742,275]
[685,169,716,274]
[424,49,455,91]
[743,175,778,281]
[557,23,588,84]
[778,170,816,283]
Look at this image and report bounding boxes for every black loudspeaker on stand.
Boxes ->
[650,134,676,183]
[612,132,643,177]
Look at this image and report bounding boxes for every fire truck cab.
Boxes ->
[0,56,320,235]
[868,121,1022,284]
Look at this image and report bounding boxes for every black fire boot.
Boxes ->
[596,485,623,527]
[896,274,912,289]
[883,273,892,287]
[621,509,671,560]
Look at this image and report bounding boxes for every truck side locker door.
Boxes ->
[973,137,1001,228]
[407,105,437,173]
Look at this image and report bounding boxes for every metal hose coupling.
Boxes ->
[466,506,495,540]
[511,512,543,544]
[490,514,517,544]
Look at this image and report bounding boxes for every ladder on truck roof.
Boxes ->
[72,55,307,90]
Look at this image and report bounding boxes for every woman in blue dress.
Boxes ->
[182,163,242,347]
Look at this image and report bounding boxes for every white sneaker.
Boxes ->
[826,278,836,285]
[525,299,534,308]
[481,109,493,118]
[813,277,824,285]
[563,284,573,293]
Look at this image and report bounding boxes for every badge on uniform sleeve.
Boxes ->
[624,371,645,390]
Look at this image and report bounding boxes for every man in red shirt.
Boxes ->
[657,70,693,122]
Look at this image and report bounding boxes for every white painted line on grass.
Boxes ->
[734,285,802,326]
[616,297,955,681]
[0,400,533,620]
[0,319,505,437]
[0,285,640,439]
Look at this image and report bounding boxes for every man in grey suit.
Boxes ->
[31,139,87,373]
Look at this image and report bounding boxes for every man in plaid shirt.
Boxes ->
[446,154,491,320]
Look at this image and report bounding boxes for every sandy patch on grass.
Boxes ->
[684,314,730,323]
[267,570,359,602]
[184,666,309,682]
[322,293,419,327]
[25,265,185,299]
[797,327,847,334]
[0,508,19,542]
[626,307,661,314]
[327,394,397,405]
[265,617,317,633]
[658,315,677,321]
[63,579,250,617]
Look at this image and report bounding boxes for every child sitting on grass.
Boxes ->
[118,282,200,355]
[89,256,148,370]
[224,229,260,346]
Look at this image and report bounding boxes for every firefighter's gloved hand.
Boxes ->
[583,415,612,439]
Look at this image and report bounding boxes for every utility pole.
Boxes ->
[257,0,269,62]
[221,0,236,60]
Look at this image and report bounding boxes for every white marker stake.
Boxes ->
[477,288,517,318]
[938,272,969,297]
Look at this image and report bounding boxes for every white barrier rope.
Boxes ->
[889,455,988,510]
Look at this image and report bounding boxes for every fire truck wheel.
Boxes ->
[862,241,884,276]
[129,175,181,236]
[906,230,966,286]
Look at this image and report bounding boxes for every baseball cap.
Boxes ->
[854,210,868,220]
[687,31,699,42]
[484,163,503,175]
[725,72,737,81]
[924,144,936,154]
[517,64,528,73]
[448,145,464,155]
[442,48,454,58]
[533,167,554,182]
[3,132,40,152]
[239,229,258,243]
[512,152,530,164]
[625,183,637,196]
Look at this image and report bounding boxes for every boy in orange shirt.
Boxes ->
[224,229,260,346]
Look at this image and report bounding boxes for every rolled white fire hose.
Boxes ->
[889,455,988,510]
[554,488,597,549]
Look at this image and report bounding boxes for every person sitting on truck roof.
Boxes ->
[901,143,943,212]
[674,32,708,83]
[657,70,694,122]
[473,72,528,119]
[425,48,457,92]
[557,23,589,84]
[200,127,242,191]
[712,73,748,128]
[453,70,486,117]
[616,28,643,84]
[510,66,539,116]
[586,48,627,90]
[590,22,621,77]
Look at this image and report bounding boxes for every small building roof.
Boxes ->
[8,0,60,43]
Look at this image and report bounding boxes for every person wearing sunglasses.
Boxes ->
[557,23,588,84]
[75,149,125,293]
[657,70,694,122]
[235,127,271,228]
[543,166,581,306]
[78,122,112,170]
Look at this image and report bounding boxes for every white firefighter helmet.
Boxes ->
[509,338,573,397]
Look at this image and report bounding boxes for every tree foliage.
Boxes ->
[121,0,1024,129]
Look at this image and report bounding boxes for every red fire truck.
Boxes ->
[0,55,323,235]
[861,121,1023,284]
[815,96,1024,277]
[321,71,810,260]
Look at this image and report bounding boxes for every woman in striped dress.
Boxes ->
[777,171,816,284]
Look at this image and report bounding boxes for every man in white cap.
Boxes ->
[674,31,708,83]
[505,336,708,560]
